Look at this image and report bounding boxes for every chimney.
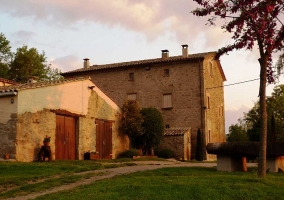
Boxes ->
[182,44,188,57]
[83,58,90,69]
[161,49,169,59]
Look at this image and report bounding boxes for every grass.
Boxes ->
[0,160,135,199]
[37,167,284,200]
[1,160,284,200]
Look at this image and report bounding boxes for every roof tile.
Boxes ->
[0,77,90,93]
[164,128,190,136]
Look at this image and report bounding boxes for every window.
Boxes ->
[127,93,137,101]
[163,94,172,108]
[164,69,169,77]
[219,105,224,116]
[207,96,210,109]
[129,73,134,81]
[209,62,213,77]
[208,130,211,143]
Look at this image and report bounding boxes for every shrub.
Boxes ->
[155,148,174,159]
[195,129,204,161]
[140,107,164,154]
[118,149,142,158]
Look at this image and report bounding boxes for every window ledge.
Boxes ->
[162,107,173,110]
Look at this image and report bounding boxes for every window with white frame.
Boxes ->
[163,93,172,108]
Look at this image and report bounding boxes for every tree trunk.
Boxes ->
[258,56,268,178]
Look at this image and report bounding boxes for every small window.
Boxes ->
[207,96,210,109]
[219,105,223,116]
[129,73,134,81]
[127,93,137,101]
[208,130,211,143]
[164,69,169,77]
[163,94,172,108]
[209,62,213,77]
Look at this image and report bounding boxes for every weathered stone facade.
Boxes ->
[0,114,17,159]
[62,46,226,160]
[160,128,191,160]
[0,77,128,162]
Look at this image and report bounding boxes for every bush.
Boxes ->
[117,149,142,158]
[195,129,204,161]
[155,148,174,159]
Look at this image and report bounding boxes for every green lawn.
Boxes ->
[37,167,284,200]
[0,160,135,199]
[1,160,284,200]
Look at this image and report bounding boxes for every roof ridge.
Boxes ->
[0,77,90,92]
[62,51,217,74]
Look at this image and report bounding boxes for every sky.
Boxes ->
[0,0,283,133]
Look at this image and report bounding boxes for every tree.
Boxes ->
[195,129,204,161]
[192,0,284,178]
[227,119,248,142]
[140,107,164,155]
[274,52,284,81]
[243,85,284,142]
[0,33,13,79]
[9,45,62,83]
[119,100,143,148]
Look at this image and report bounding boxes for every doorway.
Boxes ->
[55,115,76,160]
[95,119,112,159]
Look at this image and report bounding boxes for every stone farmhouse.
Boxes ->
[0,77,128,162]
[62,45,227,160]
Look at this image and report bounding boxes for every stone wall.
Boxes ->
[203,56,226,160]
[16,109,56,162]
[77,89,128,160]
[159,129,191,160]
[0,113,17,159]
[160,134,187,160]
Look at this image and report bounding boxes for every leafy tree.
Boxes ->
[0,33,13,79]
[227,119,248,142]
[195,129,204,161]
[119,100,143,148]
[244,85,284,142]
[140,107,164,155]
[274,52,284,81]
[192,0,284,178]
[9,45,62,83]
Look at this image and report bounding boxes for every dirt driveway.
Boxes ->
[7,160,249,200]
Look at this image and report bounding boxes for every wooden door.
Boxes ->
[56,115,76,160]
[95,120,112,159]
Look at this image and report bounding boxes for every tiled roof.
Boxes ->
[164,128,191,136]
[62,52,216,74]
[0,78,17,85]
[0,77,90,93]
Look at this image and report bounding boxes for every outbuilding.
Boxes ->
[0,77,128,162]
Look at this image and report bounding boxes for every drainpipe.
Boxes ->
[0,91,17,97]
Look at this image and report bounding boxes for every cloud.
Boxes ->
[11,30,37,46]
[49,54,81,72]
[225,105,252,134]
[0,0,232,48]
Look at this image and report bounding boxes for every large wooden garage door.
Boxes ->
[56,115,76,160]
[95,119,112,159]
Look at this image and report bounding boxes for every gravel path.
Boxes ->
[7,161,219,200]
